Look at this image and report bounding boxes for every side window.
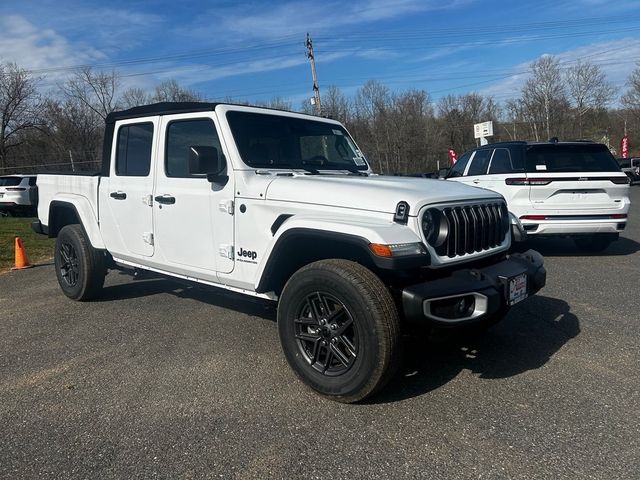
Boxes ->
[166,119,222,178]
[488,148,514,174]
[447,151,472,178]
[28,177,37,186]
[116,123,154,176]
[466,149,492,176]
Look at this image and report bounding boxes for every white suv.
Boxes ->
[0,175,38,216]
[446,141,630,251]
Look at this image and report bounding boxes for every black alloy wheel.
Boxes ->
[58,242,80,287]
[294,292,358,376]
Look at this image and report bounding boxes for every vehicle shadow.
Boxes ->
[99,274,578,405]
[98,271,277,320]
[369,295,580,404]
[525,236,640,257]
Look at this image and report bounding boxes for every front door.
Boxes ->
[99,118,158,258]
[153,113,235,278]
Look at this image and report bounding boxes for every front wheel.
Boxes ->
[278,259,400,403]
[54,224,106,301]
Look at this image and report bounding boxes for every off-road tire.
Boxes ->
[54,224,105,301]
[278,259,400,403]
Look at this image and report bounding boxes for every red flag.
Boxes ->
[448,148,458,165]
[621,135,629,159]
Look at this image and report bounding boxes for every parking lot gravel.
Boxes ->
[1,188,639,479]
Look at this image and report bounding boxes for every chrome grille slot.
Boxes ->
[429,202,509,259]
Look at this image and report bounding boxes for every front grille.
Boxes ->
[430,202,509,258]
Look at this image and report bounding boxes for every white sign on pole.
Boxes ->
[474,121,494,139]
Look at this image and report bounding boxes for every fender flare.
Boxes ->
[48,195,105,249]
[255,216,427,294]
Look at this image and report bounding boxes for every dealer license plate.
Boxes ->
[508,273,528,305]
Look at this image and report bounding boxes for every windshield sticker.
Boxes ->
[332,129,343,136]
[353,156,366,166]
[536,164,547,171]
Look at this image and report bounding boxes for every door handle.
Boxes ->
[154,195,176,205]
[472,179,480,184]
[110,191,127,200]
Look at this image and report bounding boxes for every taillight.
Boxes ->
[6,187,26,191]
[505,178,552,186]
[609,177,630,185]
[505,178,527,185]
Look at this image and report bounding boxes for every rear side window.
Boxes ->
[28,177,37,186]
[526,144,619,173]
[489,149,514,174]
[447,151,472,178]
[0,177,22,186]
[466,149,492,176]
[116,123,154,176]
[166,119,222,178]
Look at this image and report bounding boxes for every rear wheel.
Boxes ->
[54,224,105,301]
[573,234,617,252]
[278,259,400,403]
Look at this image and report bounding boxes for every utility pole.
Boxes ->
[305,33,322,115]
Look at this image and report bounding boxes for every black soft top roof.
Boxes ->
[106,102,220,124]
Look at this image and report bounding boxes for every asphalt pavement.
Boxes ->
[1,188,639,479]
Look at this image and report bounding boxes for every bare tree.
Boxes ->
[323,86,350,123]
[622,63,640,118]
[261,96,292,111]
[522,56,565,140]
[151,79,202,102]
[566,61,617,137]
[121,87,150,108]
[60,67,120,121]
[0,62,44,170]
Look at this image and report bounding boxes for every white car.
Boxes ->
[32,102,547,403]
[0,174,38,216]
[446,141,630,251]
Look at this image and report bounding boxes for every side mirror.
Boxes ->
[438,167,450,178]
[188,146,226,180]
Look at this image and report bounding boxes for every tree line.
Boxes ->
[1,55,639,175]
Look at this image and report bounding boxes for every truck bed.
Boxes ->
[37,174,101,227]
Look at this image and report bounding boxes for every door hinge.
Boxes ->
[143,232,154,245]
[219,244,234,259]
[219,199,234,215]
[142,194,153,206]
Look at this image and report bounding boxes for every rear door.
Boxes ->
[481,147,528,205]
[99,118,158,257]
[526,144,628,211]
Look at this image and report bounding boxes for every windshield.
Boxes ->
[226,111,368,171]
[526,144,620,173]
[0,177,22,186]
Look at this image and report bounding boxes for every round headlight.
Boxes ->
[422,209,436,244]
[422,208,448,247]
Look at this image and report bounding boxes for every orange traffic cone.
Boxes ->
[12,237,33,270]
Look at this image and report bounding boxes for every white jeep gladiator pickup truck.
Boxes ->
[33,102,546,402]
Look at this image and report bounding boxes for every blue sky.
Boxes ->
[1,0,640,108]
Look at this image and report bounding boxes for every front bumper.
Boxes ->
[402,250,546,326]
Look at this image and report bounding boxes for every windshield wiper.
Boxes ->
[343,167,368,176]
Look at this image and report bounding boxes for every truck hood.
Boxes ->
[264,175,503,214]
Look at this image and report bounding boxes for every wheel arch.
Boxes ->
[48,198,105,249]
[255,227,428,295]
